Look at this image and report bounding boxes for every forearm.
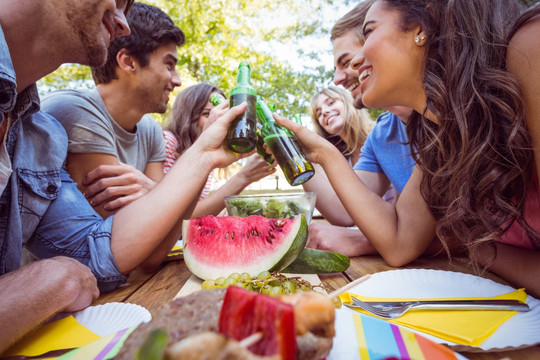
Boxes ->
[302,164,354,226]
[111,146,215,273]
[0,260,83,352]
[318,152,435,266]
[476,242,540,298]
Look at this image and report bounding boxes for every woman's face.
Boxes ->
[315,94,346,136]
[359,0,427,112]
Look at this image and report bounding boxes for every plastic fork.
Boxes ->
[344,296,530,319]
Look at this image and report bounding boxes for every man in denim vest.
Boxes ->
[0,0,250,351]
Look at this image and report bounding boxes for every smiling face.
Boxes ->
[360,0,426,112]
[332,30,365,109]
[314,94,347,136]
[134,42,181,114]
[61,0,131,67]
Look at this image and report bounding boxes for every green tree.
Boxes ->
[39,0,345,122]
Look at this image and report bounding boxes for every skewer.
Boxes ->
[327,274,370,300]
[239,332,263,348]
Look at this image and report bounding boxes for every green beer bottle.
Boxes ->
[256,97,314,186]
[227,62,257,153]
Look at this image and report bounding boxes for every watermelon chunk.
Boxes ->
[183,215,308,280]
[219,286,296,360]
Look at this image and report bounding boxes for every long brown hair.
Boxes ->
[380,0,534,261]
[165,83,226,156]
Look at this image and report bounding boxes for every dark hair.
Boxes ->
[509,1,540,39]
[380,0,533,263]
[165,83,226,155]
[331,0,374,42]
[92,2,185,84]
[124,0,135,15]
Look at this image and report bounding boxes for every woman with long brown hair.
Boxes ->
[163,83,275,217]
[275,0,540,296]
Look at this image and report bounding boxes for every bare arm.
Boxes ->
[303,165,391,226]
[110,104,250,273]
[0,257,99,353]
[475,243,540,299]
[507,15,540,189]
[275,114,436,267]
[66,153,158,218]
[191,154,276,218]
[306,222,377,257]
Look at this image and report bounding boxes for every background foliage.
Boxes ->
[39,0,350,123]
[39,0,539,123]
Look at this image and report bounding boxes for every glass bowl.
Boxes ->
[224,192,317,223]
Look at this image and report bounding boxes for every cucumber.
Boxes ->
[282,248,350,274]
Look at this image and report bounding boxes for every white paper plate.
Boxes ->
[334,269,540,352]
[73,302,152,337]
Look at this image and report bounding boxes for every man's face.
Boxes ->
[63,0,131,67]
[134,43,182,114]
[332,30,365,109]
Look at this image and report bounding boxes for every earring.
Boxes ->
[415,35,426,44]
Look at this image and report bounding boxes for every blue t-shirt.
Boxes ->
[354,111,414,194]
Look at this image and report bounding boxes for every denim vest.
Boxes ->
[0,26,126,291]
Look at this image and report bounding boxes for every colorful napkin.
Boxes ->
[345,312,469,360]
[340,288,527,346]
[57,327,136,360]
[3,315,101,357]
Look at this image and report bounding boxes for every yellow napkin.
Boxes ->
[3,315,101,357]
[340,288,527,346]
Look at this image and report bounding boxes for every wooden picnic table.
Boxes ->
[93,253,540,359]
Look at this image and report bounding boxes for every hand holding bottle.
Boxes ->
[192,103,254,169]
[273,113,335,167]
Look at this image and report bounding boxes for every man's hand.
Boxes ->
[306,222,377,257]
[49,257,100,312]
[191,102,254,169]
[83,163,156,211]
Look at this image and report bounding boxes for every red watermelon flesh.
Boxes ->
[219,286,296,360]
[183,215,308,280]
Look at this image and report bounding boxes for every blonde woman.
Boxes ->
[303,86,414,256]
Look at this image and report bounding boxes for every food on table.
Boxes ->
[226,198,309,219]
[183,215,308,280]
[134,329,168,360]
[220,286,296,360]
[283,248,350,274]
[116,287,335,360]
[166,332,279,360]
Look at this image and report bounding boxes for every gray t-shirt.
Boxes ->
[42,88,165,171]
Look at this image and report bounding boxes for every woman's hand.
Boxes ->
[273,114,333,165]
[236,154,277,185]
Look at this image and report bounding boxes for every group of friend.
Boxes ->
[0,0,539,353]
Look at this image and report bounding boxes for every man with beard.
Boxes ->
[0,0,132,352]
[43,3,184,219]
[303,0,415,256]
[0,0,250,352]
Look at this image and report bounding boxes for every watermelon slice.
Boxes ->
[183,215,308,280]
[219,286,296,360]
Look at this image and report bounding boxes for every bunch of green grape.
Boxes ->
[201,271,323,296]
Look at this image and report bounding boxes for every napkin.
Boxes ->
[330,310,468,360]
[340,288,527,346]
[3,315,101,357]
[57,327,136,360]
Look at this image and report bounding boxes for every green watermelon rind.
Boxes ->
[183,215,308,280]
[282,247,350,274]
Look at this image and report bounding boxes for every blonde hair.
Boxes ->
[310,86,373,157]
